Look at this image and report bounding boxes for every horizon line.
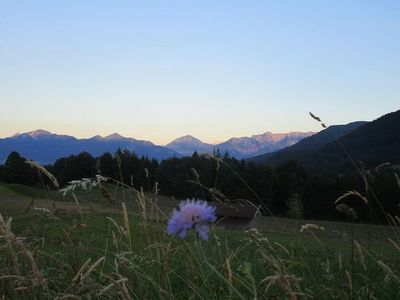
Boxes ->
[0,128,321,146]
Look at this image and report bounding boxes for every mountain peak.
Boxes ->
[169,135,204,144]
[29,129,52,137]
[12,129,53,139]
[166,135,213,156]
[104,133,126,140]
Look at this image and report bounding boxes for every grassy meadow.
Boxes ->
[0,180,399,299]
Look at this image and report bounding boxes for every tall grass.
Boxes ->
[0,175,399,299]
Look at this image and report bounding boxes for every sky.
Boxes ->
[0,1,399,145]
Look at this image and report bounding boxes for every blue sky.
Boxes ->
[0,1,399,144]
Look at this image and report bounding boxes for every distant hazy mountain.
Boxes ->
[250,110,400,175]
[249,121,367,164]
[0,130,180,164]
[0,129,316,164]
[166,135,214,156]
[166,132,315,159]
[216,132,315,158]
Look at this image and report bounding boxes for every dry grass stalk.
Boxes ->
[54,294,82,300]
[0,216,20,275]
[153,181,159,195]
[100,184,116,205]
[261,273,301,300]
[224,257,233,287]
[72,258,92,283]
[309,112,327,128]
[0,214,46,288]
[388,238,400,252]
[137,192,153,245]
[336,203,357,219]
[60,176,108,196]
[116,153,122,169]
[376,260,400,285]
[354,241,367,271]
[73,223,87,230]
[97,282,117,296]
[335,190,368,205]
[337,253,343,270]
[395,173,400,189]
[274,242,290,256]
[261,253,302,300]
[388,214,400,227]
[345,271,353,295]
[24,198,36,213]
[0,275,24,280]
[81,257,105,281]
[387,214,398,227]
[71,193,83,219]
[375,162,391,172]
[25,160,60,189]
[106,217,125,238]
[137,191,147,219]
[97,278,128,296]
[191,168,200,181]
[112,230,119,250]
[96,158,101,174]
[162,239,171,291]
[122,202,130,239]
[309,112,321,122]
[59,229,73,251]
[72,258,92,284]
[120,202,134,255]
[104,274,133,300]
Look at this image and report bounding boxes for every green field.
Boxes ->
[0,182,399,299]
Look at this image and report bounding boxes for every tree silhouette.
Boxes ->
[3,151,35,185]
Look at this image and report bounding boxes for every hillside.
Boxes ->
[249,121,366,164]
[252,110,400,174]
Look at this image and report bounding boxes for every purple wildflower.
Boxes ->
[167,199,217,240]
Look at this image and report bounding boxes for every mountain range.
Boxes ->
[0,130,179,164]
[166,132,314,158]
[250,109,400,175]
[0,130,315,164]
[249,121,367,163]
[2,109,398,174]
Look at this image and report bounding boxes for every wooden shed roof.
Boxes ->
[210,200,259,219]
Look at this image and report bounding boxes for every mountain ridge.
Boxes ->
[215,131,315,158]
[166,131,315,158]
[1,129,316,164]
[249,110,400,175]
[0,130,179,164]
[248,121,367,164]
[166,135,215,156]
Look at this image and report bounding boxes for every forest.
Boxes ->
[1,149,399,224]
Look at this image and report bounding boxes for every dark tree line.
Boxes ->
[0,150,399,223]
